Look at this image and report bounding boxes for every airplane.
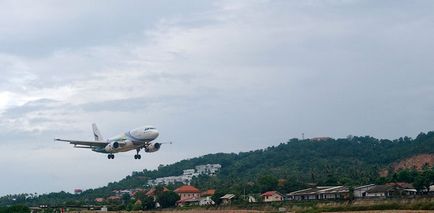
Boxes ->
[55,123,164,159]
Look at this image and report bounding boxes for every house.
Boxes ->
[176,197,201,207]
[174,185,201,206]
[220,194,236,205]
[386,182,417,196]
[365,185,394,198]
[199,189,216,206]
[353,184,376,198]
[287,186,349,200]
[199,197,215,206]
[174,185,201,200]
[364,183,417,198]
[201,189,216,197]
[261,191,284,202]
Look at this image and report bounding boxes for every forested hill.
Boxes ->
[3,132,434,206]
[82,132,434,196]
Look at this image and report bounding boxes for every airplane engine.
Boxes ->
[145,143,161,153]
[104,141,120,152]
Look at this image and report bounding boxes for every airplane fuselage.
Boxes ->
[92,126,159,153]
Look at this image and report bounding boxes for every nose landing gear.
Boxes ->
[107,154,115,159]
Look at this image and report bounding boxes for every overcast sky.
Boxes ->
[1,0,434,195]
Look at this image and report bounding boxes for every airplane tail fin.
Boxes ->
[92,123,104,141]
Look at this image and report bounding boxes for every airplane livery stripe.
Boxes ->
[125,131,148,143]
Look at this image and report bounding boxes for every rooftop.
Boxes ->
[288,186,348,195]
[261,191,283,197]
[366,185,394,193]
[202,189,216,197]
[174,185,200,193]
[220,194,236,200]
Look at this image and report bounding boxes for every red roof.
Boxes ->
[201,189,216,196]
[146,187,169,196]
[261,191,282,197]
[174,185,200,193]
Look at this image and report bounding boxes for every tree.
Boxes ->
[133,191,155,210]
[0,205,30,213]
[121,193,131,205]
[211,190,226,205]
[413,175,426,192]
[257,175,278,193]
[156,191,180,208]
[141,196,155,210]
[132,202,142,211]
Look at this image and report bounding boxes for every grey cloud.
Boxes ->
[3,99,60,116]
[0,1,215,57]
[1,0,434,196]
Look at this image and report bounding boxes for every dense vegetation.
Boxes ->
[2,132,434,208]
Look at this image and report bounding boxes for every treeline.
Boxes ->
[0,205,29,213]
[2,132,434,207]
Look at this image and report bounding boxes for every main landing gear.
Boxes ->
[134,148,142,160]
[107,154,115,159]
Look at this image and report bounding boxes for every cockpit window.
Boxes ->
[145,127,155,131]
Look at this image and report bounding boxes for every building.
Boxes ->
[195,164,222,176]
[199,197,215,206]
[261,191,284,202]
[365,183,416,198]
[74,189,82,194]
[148,164,222,186]
[176,197,201,207]
[199,189,216,206]
[220,194,236,205]
[288,186,349,200]
[174,185,201,201]
[365,185,394,198]
[386,182,417,196]
[353,184,376,198]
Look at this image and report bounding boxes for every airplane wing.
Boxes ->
[55,138,108,147]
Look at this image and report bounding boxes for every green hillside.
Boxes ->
[2,132,434,206]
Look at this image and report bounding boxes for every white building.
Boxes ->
[195,164,222,176]
[288,186,349,200]
[147,164,221,186]
[353,184,375,198]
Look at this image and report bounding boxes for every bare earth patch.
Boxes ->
[392,154,434,171]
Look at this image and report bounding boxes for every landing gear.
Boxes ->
[134,148,142,160]
[107,154,115,159]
